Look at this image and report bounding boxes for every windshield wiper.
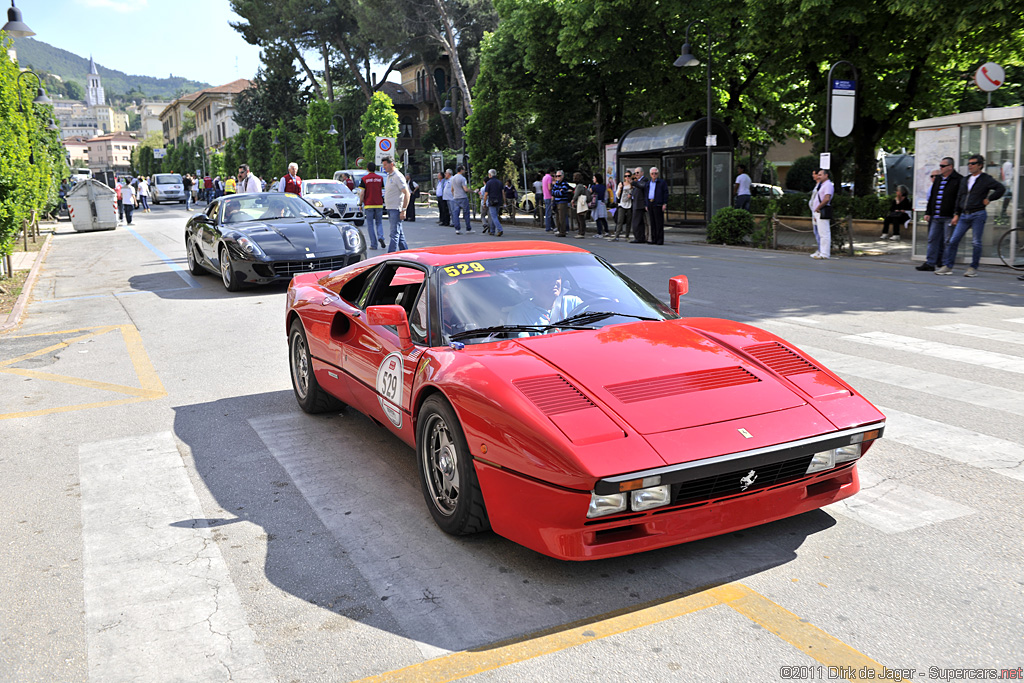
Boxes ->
[448,323,594,342]
[554,311,660,327]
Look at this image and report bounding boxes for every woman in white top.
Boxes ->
[608,171,633,241]
[137,177,151,212]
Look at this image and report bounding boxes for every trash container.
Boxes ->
[67,178,118,232]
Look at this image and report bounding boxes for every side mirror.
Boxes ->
[366,305,412,350]
[193,214,213,225]
[668,275,688,314]
[323,207,340,218]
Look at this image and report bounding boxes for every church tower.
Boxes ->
[86,55,105,107]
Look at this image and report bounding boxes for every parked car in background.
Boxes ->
[184,192,366,292]
[301,179,364,226]
[750,183,783,198]
[150,173,186,204]
[333,169,368,189]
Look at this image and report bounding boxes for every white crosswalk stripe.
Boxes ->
[926,323,1024,346]
[875,406,1024,482]
[827,470,975,534]
[798,344,1024,418]
[80,432,272,683]
[842,331,1024,375]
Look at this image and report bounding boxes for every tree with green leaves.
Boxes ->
[246,124,273,180]
[234,41,308,131]
[303,100,342,178]
[360,92,399,167]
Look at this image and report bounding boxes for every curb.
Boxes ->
[1,233,53,334]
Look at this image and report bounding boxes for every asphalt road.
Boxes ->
[1,202,1022,683]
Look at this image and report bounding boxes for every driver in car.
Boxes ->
[506,270,583,329]
[260,200,291,219]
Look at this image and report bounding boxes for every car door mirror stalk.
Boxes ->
[366,305,413,350]
[668,275,689,313]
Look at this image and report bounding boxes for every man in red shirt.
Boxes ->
[277,163,302,194]
[203,174,213,204]
[358,162,386,249]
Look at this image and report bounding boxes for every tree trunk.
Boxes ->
[287,39,324,100]
[321,43,334,102]
[329,34,373,102]
[431,0,473,117]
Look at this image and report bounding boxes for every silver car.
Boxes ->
[300,179,364,225]
[151,173,186,204]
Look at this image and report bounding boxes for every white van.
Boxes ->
[151,173,186,204]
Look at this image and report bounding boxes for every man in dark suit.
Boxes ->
[937,153,1005,277]
[647,167,669,245]
[916,157,961,271]
[629,166,649,243]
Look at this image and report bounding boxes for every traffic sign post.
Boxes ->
[824,61,857,155]
[375,137,396,166]
[975,62,1004,107]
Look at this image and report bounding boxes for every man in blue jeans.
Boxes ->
[937,154,1005,277]
[381,156,410,252]
[450,166,471,235]
[484,169,504,236]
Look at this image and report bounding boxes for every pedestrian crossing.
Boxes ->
[756,317,1024,536]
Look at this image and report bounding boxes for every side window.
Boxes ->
[206,201,219,221]
[409,286,428,345]
[366,264,426,311]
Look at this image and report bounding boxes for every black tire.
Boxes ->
[416,395,490,535]
[219,245,243,292]
[997,228,1024,270]
[289,320,345,414]
[185,237,205,275]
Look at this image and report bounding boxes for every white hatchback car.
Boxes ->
[300,179,364,225]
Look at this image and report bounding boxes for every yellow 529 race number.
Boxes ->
[443,262,486,277]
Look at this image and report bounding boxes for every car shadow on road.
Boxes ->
[173,389,837,653]
[126,272,291,300]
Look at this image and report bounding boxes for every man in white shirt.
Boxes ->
[808,168,834,259]
[435,171,450,225]
[381,156,410,252]
[734,164,752,211]
[237,164,263,194]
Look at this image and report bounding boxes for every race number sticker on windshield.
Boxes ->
[443,261,486,278]
[376,352,404,427]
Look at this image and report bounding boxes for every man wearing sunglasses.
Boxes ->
[916,157,961,272]
[937,154,1005,277]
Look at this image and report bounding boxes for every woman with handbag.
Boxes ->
[572,172,592,239]
[609,171,633,241]
[589,173,608,236]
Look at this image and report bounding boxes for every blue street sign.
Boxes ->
[832,79,856,91]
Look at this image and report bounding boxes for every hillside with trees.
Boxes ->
[11,37,208,100]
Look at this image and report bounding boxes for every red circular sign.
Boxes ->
[379,139,392,152]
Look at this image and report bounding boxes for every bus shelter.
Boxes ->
[909,106,1021,265]
[616,118,734,227]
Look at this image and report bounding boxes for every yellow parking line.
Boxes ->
[351,582,884,683]
[0,367,163,398]
[711,584,885,676]
[0,324,166,420]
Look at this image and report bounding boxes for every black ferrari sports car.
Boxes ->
[185,193,367,291]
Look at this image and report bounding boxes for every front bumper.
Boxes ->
[231,251,365,285]
[476,459,860,560]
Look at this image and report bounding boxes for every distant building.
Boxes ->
[63,136,90,166]
[134,100,171,138]
[85,56,105,107]
[158,89,202,146]
[50,56,128,138]
[86,132,139,174]
[384,58,452,156]
[188,79,249,150]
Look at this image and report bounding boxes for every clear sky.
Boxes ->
[13,0,267,86]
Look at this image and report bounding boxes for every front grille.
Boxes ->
[672,454,815,504]
[605,366,759,403]
[272,255,354,277]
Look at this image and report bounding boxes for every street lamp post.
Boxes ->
[17,70,53,165]
[326,115,348,169]
[675,20,713,227]
[2,1,34,37]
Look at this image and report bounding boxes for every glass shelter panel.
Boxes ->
[959,126,982,171]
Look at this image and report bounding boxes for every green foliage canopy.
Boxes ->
[360,92,399,167]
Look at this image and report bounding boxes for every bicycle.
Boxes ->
[997,227,1024,270]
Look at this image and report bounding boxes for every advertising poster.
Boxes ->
[913,126,959,211]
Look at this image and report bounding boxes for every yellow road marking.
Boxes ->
[711,584,885,676]
[351,582,884,683]
[0,324,166,420]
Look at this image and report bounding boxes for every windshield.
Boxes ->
[154,174,182,185]
[306,182,353,196]
[220,194,323,223]
[439,252,676,344]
